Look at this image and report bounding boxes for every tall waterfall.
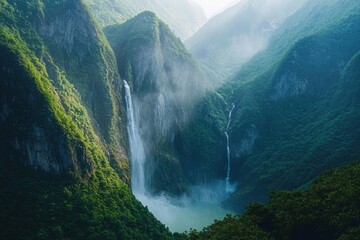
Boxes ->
[123,81,232,232]
[225,104,235,193]
[123,80,146,195]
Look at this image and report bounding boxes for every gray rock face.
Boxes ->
[234,125,258,158]
[1,103,9,123]
[272,71,308,100]
[0,33,89,175]
[24,126,72,174]
[38,1,98,64]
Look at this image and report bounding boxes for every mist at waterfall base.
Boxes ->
[124,80,235,232]
[136,182,235,232]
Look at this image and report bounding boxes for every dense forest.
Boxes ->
[0,0,359,239]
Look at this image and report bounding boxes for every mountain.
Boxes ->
[0,0,172,239]
[177,0,360,211]
[186,0,307,75]
[104,11,216,195]
[84,0,207,40]
[2,0,360,237]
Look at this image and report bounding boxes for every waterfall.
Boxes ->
[225,104,235,194]
[123,81,233,232]
[123,80,146,195]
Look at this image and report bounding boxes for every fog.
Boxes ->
[135,181,234,232]
[122,28,231,231]
[127,40,218,149]
[123,1,309,232]
[85,0,207,40]
[187,0,308,74]
[192,0,241,18]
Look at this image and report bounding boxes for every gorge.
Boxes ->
[123,79,230,232]
[1,0,360,239]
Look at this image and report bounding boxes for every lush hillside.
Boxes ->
[2,0,360,238]
[186,0,307,76]
[84,0,206,40]
[181,159,360,240]
[178,0,360,211]
[224,0,360,210]
[104,11,217,195]
[0,0,173,239]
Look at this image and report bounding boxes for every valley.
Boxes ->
[0,0,359,239]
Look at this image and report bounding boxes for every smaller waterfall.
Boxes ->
[225,104,235,194]
[123,80,146,195]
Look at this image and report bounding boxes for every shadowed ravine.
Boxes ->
[124,80,232,232]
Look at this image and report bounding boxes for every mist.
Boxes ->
[192,0,241,18]
[120,2,309,231]
[120,17,234,230]
[186,0,308,74]
[85,0,207,40]
[135,181,234,232]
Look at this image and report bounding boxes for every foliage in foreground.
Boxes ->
[180,160,360,240]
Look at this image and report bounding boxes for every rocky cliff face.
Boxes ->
[37,1,98,59]
[105,11,216,194]
[34,0,129,178]
[0,52,78,174]
[0,1,172,239]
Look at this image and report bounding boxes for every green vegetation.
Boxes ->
[104,11,216,194]
[180,159,360,240]
[0,0,172,239]
[175,92,229,182]
[1,0,360,239]
[224,4,360,210]
[177,0,360,212]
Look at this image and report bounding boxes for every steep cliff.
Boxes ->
[0,0,172,239]
[105,11,217,195]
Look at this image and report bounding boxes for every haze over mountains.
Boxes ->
[1,0,360,239]
[84,0,207,40]
[186,0,308,75]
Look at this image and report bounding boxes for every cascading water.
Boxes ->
[225,104,235,194]
[123,80,146,195]
[124,80,232,232]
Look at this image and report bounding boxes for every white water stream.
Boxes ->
[225,104,235,194]
[124,80,146,195]
[124,80,231,232]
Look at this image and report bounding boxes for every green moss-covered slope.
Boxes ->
[0,0,173,239]
[224,0,360,210]
[178,0,360,211]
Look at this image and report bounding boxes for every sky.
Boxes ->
[192,0,241,18]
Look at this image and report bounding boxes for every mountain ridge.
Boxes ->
[186,0,307,76]
[84,0,207,40]
[177,0,360,212]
